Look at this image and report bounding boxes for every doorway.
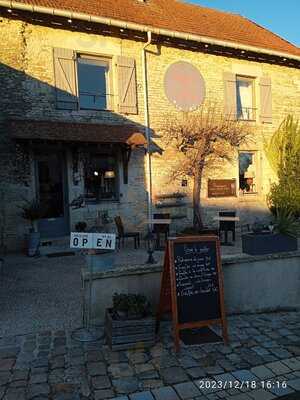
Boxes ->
[35,151,69,238]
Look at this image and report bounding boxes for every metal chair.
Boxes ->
[219,211,236,244]
[153,213,170,250]
[114,216,140,249]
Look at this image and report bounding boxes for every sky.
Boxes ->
[189,0,300,47]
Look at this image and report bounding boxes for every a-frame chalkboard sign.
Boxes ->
[156,236,228,351]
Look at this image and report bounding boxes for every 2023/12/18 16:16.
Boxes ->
[197,380,287,390]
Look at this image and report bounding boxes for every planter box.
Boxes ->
[105,309,156,351]
[242,232,298,255]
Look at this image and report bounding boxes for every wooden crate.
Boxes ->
[105,309,156,351]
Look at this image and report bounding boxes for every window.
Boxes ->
[239,152,258,194]
[77,56,111,110]
[84,154,118,202]
[236,76,256,121]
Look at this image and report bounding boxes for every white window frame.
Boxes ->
[236,75,256,121]
[238,150,260,196]
[77,54,113,111]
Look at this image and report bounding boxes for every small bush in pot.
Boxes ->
[105,293,155,350]
[75,221,87,232]
[20,200,43,257]
[112,293,152,320]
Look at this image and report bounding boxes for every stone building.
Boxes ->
[0,0,300,251]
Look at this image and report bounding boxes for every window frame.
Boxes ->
[236,75,256,122]
[76,53,113,112]
[83,150,120,204]
[238,150,259,196]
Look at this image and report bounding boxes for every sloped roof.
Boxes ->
[4,0,300,58]
[9,120,147,145]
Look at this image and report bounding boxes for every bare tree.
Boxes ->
[161,103,252,229]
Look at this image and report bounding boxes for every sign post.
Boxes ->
[156,235,228,351]
[70,232,116,342]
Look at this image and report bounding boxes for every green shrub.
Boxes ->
[112,293,151,320]
[265,115,300,217]
[273,208,300,238]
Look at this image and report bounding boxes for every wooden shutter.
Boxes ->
[117,56,138,114]
[53,48,78,110]
[259,77,272,124]
[223,72,237,119]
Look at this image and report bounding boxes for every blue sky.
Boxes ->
[189,0,300,47]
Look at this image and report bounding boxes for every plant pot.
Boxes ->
[242,232,298,255]
[28,231,40,257]
[105,308,156,351]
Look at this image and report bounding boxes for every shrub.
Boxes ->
[75,221,87,232]
[273,208,300,238]
[112,293,151,320]
[265,115,300,217]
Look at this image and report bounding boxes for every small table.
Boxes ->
[147,219,172,250]
[213,216,240,245]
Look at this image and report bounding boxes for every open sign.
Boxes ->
[70,232,116,250]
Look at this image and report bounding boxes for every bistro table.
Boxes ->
[213,216,240,245]
[147,219,172,250]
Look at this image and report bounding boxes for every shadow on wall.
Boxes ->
[0,62,161,251]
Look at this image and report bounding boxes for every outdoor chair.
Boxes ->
[219,211,236,244]
[114,216,140,249]
[153,213,170,250]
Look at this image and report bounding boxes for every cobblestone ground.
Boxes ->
[1,312,300,400]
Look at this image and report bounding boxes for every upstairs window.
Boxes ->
[236,76,256,121]
[77,56,111,110]
[239,152,258,194]
[84,153,118,202]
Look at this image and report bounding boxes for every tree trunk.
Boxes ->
[193,165,204,230]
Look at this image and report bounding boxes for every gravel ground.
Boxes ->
[0,254,84,337]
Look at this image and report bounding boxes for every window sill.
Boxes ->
[238,193,261,202]
[85,199,120,205]
[73,108,113,114]
[237,118,257,123]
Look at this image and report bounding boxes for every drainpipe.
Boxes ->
[142,31,153,234]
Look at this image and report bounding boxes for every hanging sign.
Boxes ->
[156,236,228,351]
[70,232,116,250]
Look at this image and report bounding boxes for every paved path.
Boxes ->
[1,312,300,399]
[0,254,83,336]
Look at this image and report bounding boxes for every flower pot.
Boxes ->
[105,308,156,351]
[28,231,40,257]
[242,232,298,255]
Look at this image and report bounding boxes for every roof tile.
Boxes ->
[12,0,300,57]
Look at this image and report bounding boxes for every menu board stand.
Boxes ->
[156,236,228,351]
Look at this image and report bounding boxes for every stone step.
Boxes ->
[40,235,70,247]
[39,245,78,257]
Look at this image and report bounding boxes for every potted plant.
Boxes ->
[105,293,156,350]
[20,199,43,257]
[75,221,87,232]
[242,210,299,255]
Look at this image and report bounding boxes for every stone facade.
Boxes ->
[1,14,300,251]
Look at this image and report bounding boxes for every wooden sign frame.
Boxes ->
[156,235,228,351]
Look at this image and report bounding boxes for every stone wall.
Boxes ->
[82,251,300,324]
[1,15,300,250]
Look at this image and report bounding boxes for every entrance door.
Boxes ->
[36,152,69,238]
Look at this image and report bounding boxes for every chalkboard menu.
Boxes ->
[156,236,228,351]
[173,241,220,324]
[208,179,236,198]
